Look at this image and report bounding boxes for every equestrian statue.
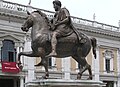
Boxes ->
[17,0,97,80]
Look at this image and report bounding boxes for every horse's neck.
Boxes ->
[31,23,50,40]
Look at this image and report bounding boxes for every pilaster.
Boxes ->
[62,57,71,79]
[117,48,120,87]
[94,46,100,81]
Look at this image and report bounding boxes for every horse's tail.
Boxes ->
[91,38,97,59]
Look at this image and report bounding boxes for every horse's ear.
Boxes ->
[27,11,31,15]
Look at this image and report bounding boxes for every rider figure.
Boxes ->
[47,0,86,57]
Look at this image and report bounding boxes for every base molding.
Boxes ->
[25,79,106,87]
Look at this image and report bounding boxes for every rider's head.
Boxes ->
[53,0,62,11]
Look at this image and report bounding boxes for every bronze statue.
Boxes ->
[18,1,97,80]
[47,0,86,57]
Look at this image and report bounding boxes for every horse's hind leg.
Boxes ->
[87,64,92,80]
[78,59,92,80]
[72,56,83,79]
[73,56,92,80]
[41,57,49,78]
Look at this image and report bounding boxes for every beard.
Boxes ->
[55,8,58,11]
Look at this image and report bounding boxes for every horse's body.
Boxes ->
[18,11,97,79]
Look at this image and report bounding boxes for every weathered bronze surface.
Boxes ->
[18,0,97,80]
[47,0,87,57]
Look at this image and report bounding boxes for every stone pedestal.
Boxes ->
[25,79,106,87]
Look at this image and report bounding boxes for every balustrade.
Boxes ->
[0,0,119,32]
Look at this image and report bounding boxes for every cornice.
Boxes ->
[0,8,26,19]
[0,34,23,41]
[74,23,120,38]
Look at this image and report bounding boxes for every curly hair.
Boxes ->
[53,0,62,7]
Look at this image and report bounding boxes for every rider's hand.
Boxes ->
[55,21,60,26]
[50,25,56,31]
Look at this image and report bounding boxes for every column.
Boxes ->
[0,0,3,8]
[117,48,120,87]
[17,46,19,57]
[24,34,35,82]
[24,41,35,82]
[114,81,117,87]
[20,76,24,87]
[52,57,57,71]
[94,46,100,81]
[52,57,56,66]
[62,57,71,79]
[18,45,24,64]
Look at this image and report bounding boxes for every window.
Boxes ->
[103,50,114,73]
[103,81,114,87]
[105,59,110,73]
[48,58,52,68]
[8,51,14,62]
[0,48,1,61]
[1,40,16,62]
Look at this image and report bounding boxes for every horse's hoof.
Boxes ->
[17,61,21,64]
[77,74,81,79]
[42,75,48,79]
[87,77,92,80]
[18,64,23,71]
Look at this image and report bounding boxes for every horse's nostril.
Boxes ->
[21,27,24,30]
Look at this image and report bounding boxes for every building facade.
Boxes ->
[0,0,120,87]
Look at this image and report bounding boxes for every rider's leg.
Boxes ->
[47,32,57,57]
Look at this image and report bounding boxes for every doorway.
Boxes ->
[0,79,14,87]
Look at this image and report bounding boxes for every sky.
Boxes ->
[5,0,120,26]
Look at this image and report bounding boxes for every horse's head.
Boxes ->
[21,10,50,32]
[21,11,33,32]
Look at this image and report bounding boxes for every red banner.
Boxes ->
[1,61,20,73]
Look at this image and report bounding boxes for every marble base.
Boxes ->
[25,79,106,87]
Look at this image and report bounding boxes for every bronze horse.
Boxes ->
[18,10,97,79]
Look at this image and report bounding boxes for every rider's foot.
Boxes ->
[46,51,57,57]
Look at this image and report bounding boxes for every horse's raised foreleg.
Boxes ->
[17,51,37,70]
[18,51,37,62]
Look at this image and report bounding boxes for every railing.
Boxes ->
[71,16,119,32]
[0,0,120,32]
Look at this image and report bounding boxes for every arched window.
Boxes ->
[1,39,16,62]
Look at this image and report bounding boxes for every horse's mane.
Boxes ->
[34,10,46,17]
[34,10,49,21]
[33,10,51,27]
